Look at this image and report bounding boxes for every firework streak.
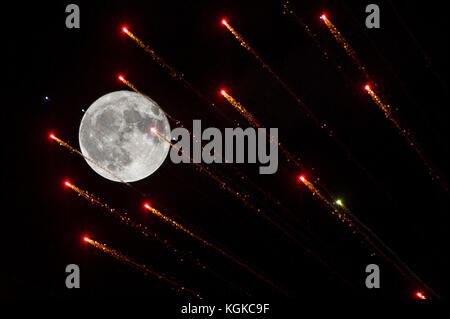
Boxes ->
[119,79,296,227]
[282,1,358,85]
[121,26,238,122]
[320,15,446,191]
[298,176,439,298]
[320,14,371,82]
[120,32,303,209]
[338,202,438,298]
[142,202,290,296]
[118,75,181,126]
[65,180,203,265]
[152,125,299,221]
[151,126,333,261]
[84,236,202,299]
[144,203,299,297]
[365,86,448,192]
[49,134,146,197]
[150,127,267,215]
[282,1,331,62]
[220,89,343,229]
[122,28,184,84]
[221,89,305,170]
[221,19,373,180]
[145,132,346,295]
[64,180,249,296]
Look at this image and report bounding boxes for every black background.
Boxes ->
[3,0,448,307]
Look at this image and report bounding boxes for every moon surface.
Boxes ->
[79,90,171,182]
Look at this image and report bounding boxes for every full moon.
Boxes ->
[79,90,171,182]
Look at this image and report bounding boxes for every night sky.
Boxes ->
[3,0,448,308]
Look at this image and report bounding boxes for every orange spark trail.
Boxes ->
[118,75,229,161]
[150,127,329,256]
[151,127,311,256]
[222,19,372,180]
[84,236,203,300]
[119,75,282,203]
[118,75,206,158]
[117,76,287,216]
[364,85,448,192]
[221,19,323,124]
[365,85,392,116]
[144,203,220,252]
[50,134,127,185]
[122,28,184,82]
[142,173,341,297]
[319,13,446,190]
[49,133,144,196]
[319,10,443,187]
[122,27,228,119]
[143,203,290,297]
[282,1,332,62]
[320,14,371,82]
[219,90,344,233]
[159,134,338,295]
[119,32,302,210]
[220,90,359,242]
[298,176,440,299]
[282,1,352,82]
[118,75,181,126]
[220,90,262,128]
[300,175,404,258]
[150,127,262,213]
[65,180,245,294]
[220,90,305,170]
[299,176,336,211]
[340,201,439,299]
[65,180,188,256]
[115,77,346,289]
